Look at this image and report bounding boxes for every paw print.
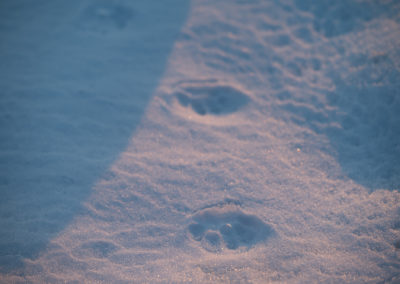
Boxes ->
[188,205,273,252]
[176,84,250,116]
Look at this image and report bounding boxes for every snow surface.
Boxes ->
[1,0,400,283]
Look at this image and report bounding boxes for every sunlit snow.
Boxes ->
[1,0,399,283]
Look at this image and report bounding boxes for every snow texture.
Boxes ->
[1,0,400,283]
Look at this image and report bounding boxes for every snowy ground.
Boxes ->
[1,0,400,283]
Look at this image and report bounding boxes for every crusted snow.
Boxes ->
[1,0,400,283]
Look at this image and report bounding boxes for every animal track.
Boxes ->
[79,1,133,33]
[188,205,273,252]
[176,84,250,116]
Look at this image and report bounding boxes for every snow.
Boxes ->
[1,0,400,283]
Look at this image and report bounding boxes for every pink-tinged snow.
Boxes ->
[1,0,400,283]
